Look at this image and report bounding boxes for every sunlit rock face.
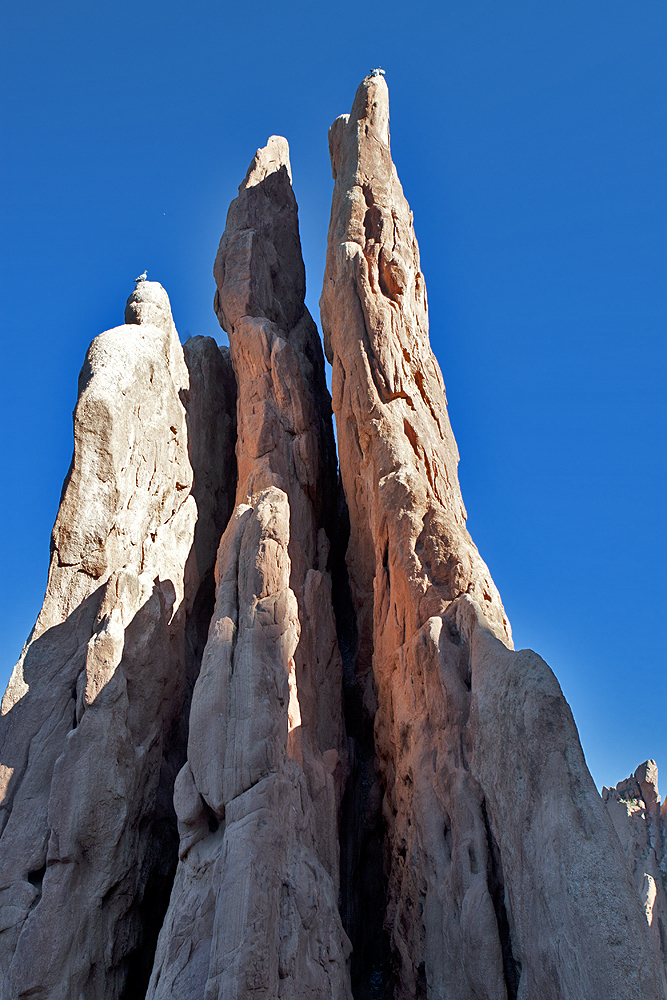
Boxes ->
[320,73,664,1000]
[146,136,352,1000]
[0,282,236,1000]
[603,761,667,987]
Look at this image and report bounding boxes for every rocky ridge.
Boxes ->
[0,74,664,1000]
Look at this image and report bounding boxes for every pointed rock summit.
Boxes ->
[320,72,664,999]
[0,74,664,1000]
[147,136,351,1000]
[0,280,236,999]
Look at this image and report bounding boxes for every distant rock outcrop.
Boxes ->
[0,75,665,1000]
[320,72,664,999]
[603,761,667,986]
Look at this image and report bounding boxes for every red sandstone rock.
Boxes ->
[320,73,664,1000]
[0,81,665,1000]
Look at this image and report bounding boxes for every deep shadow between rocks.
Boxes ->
[330,479,392,1000]
[119,565,218,1000]
[122,339,237,999]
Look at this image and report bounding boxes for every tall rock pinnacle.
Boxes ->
[321,73,664,999]
[0,75,664,1000]
[0,281,236,999]
[147,137,352,1000]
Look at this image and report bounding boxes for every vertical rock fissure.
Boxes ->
[119,338,239,1000]
[481,799,521,999]
[331,482,391,1000]
[118,565,233,1000]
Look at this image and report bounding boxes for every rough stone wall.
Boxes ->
[320,73,664,1000]
[0,282,236,999]
[603,761,667,987]
[147,137,351,1000]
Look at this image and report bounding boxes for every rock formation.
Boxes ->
[0,73,665,1000]
[0,282,236,999]
[603,761,667,985]
[320,73,664,999]
[146,136,351,1000]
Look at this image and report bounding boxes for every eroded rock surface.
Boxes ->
[0,283,236,999]
[603,761,667,985]
[147,137,351,1000]
[1,81,665,1000]
[321,73,664,1000]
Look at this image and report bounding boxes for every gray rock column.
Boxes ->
[0,282,236,999]
[147,138,351,1000]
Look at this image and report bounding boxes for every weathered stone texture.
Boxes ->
[1,78,665,1000]
[320,74,664,999]
[603,761,667,987]
[147,137,351,1000]
[0,282,236,999]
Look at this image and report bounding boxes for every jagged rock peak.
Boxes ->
[0,280,237,999]
[124,278,189,384]
[125,277,174,331]
[214,135,307,338]
[321,74,664,1000]
[147,136,351,1000]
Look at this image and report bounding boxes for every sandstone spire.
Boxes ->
[321,73,664,999]
[0,281,236,999]
[147,137,352,1000]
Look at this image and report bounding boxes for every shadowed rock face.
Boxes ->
[603,761,667,989]
[320,74,664,1000]
[0,283,236,1000]
[146,137,352,1000]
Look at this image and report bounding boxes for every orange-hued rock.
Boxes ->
[603,761,667,987]
[147,137,351,1000]
[321,74,664,1000]
[0,283,236,999]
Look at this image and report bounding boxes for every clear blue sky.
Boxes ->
[1,0,665,791]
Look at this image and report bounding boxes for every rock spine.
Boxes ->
[0,282,236,998]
